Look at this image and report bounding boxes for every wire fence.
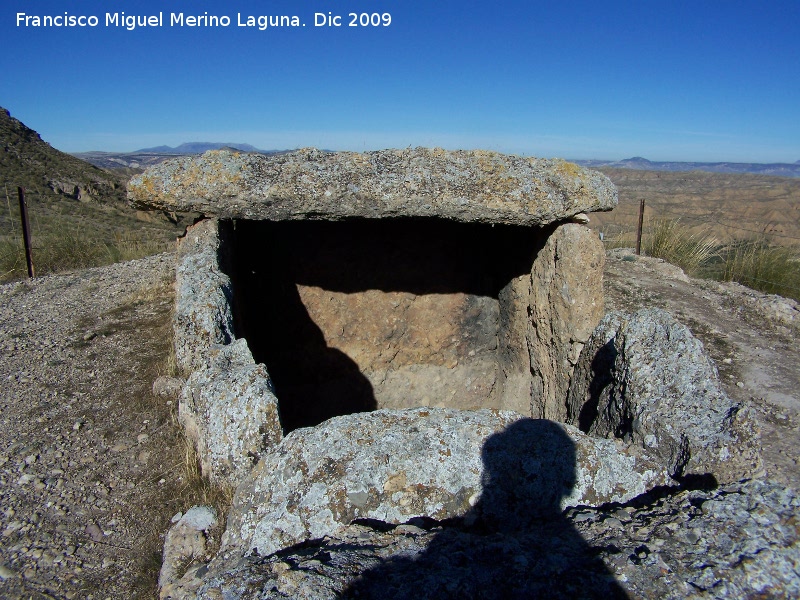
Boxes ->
[1,185,179,282]
[598,202,800,241]
[598,201,800,301]
[645,205,800,242]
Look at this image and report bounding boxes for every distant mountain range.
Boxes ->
[0,107,789,180]
[74,148,800,177]
[74,146,800,178]
[573,156,800,178]
[72,143,286,171]
[133,142,264,154]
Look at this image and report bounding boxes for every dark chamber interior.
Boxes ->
[224,218,547,432]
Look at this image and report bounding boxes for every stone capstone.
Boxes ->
[128,147,617,226]
[566,308,762,481]
[218,408,670,561]
[195,480,800,600]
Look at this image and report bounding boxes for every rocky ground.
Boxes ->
[0,248,798,598]
[603,248,800,490]
[0,253,202,599]
[196,478,798,599]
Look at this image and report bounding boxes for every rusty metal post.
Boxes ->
[635,198,645,256]
[17,187,35,278]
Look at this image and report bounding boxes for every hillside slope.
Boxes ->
[575,156,800,178]
[591,168,800,243]
[0,109,194,282]
[0,108,126,203]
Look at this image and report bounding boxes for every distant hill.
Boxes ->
[72,142,800,180]
[134,142,264,154]
[0,107,127,202]
[0,108,195,283]
[588,167,800,244]
[573,157,800,178]
[74,143,286,172]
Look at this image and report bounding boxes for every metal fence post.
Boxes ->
[635,198,645,256]
[17,187,35,278]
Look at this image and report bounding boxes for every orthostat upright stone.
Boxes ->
[127,147,617,225]
[566,308,762,481]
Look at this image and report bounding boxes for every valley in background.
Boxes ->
[1,105,798,299]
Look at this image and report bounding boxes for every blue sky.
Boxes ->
[2,0,798,161]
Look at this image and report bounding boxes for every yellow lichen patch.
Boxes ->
[383,471,408,493]
[176,154,244,195]
[129,173,165,204]
[555,159,581,177]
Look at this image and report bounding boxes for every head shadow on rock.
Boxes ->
[343,419,629,599]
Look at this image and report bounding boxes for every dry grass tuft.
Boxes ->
[719,238,800,301]
[602,218,800,302]
[177,430,236,513]
[0,225,174,282]
[643,218,718,276]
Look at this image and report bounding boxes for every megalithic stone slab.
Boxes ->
[128,147,617,225]
[566,308,763,481]
[219,408,670,561]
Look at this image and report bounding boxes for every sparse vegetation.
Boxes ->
[590,168,800,244]
[96,278,232,594]
[718,238,800,301]
[1,178,194,282]
[599,227,636,250]
[0,107,194,283]
[0,107,127,205]
[603,218,800,302]
[1,223,176,282]
[176,428,235,519]
[642,218,718,277]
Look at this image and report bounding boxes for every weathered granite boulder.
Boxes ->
[174,218,235,374]
[566,308,762,481]
[173,218,283,487]
[128,148,617,226]
[218,408,670,561]
[195,480,800,600]
[159,506,217,599]
[528,222,606,420]
[180,339,282,487]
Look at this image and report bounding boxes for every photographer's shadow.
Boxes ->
[344,419,629,599]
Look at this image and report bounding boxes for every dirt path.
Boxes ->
[604,248,800,489]
[0,254,193,599]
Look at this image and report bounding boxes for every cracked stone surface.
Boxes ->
[216,409,669,563]
[195,480,799,600]
[128,148,617,226]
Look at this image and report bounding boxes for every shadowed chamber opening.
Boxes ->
[225,218,546,432]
